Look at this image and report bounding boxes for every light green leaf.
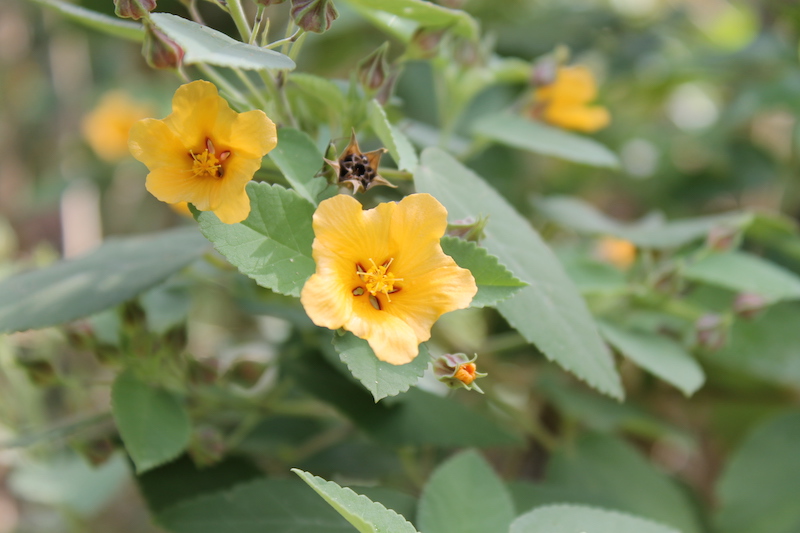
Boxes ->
[473,113,619,168]
[293,469,419,533]
[333,332,428,402]
[716,411,800,533]
[683,250,800,302]
[269,128,328,205]
[150,13,295,70]
[367,100,419,172]
[342,0,478,39]
[157,479,353,533]
[599,322,705,396]
[415,148,623,399]
[511,505,680,533]
[440,236,527,308]
[560,256,627,294]
[289,73,347,126]
[141,280,191,335]
[418,450,515,533]
[111,371,190,474]
[0,227,209,334]
[29,0,144,41]
[198,182,316,297]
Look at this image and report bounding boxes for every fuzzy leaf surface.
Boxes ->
[269,128,328,205]
[511,505,680,533]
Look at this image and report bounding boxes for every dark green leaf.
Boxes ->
[511,505,680,533]
[0,227,208,334]
[269,128,328,205]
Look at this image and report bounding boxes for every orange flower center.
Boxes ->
[190,138,230,179]
[454,363,477,385]
[353,258,403,310]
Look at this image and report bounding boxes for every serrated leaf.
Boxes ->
[157,479,353,533]
[0,227,209,334]
[198,182,316,297]
[440,236,527,308]
[367,100,419,172]
[415,148,623,399]
[333,332,428,402]
[418,450,515,533]
[683,250,800,302]
[293,469,419,533]
[111,371,190,474]
[716,411,800,533]
[269,128,328,205]
[341,0,478,39]
[150,13,295,70]
[511,505,680,533]
[29,0,144,41]
[599,322,705,396]
[473,113,619,168]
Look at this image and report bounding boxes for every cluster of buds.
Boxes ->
[433,353,487,393]
[112,0,184,70]
[446,215,489,243]
[323,132,395,194]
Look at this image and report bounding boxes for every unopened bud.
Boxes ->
[446,215,489,243]
[120,300,147,329]
[226,360,268,388]
[733,292,768,320]
[143,21,184,70]
[695,314,727,351]
[410,27,447,59]
[357,43,390,94]
[189,425,226,467]
[531,56,558,87]
[452,37,480,67]
[433,353,487,393]
[706,225,740,252]
[255,0,286,5]
[18,357,58,387]
[114,0,156,20]
[164,324,188,352]
[290,0,338,33]
[73,438,116,466]
[188,357,219,385]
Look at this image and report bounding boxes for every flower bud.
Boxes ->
[17,357,58,387]
[695,313,727,351]
[446,215,489,243]
[72,438,116,466]
[255,0,286,5]
[290,0,338,33]
[531,55,558,87]
[357,43,390,94]
[187,357,219,385]
[142,21,184,70]
[114,0,156,20]
[189,425,226,467]
[433,353,487,393]
[733,292,768,320]
[226,359,269,389]
[706,224,740,252]
[409,27,447,59]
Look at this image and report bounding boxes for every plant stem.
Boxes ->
[227,0,252,41]
[234,68,270,110]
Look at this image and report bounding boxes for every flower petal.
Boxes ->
[389,193,452,277]
[300,271,354,331]
[129,118,186,170]
[544,104,610,133]
[163,80,222,148]
[346,304,421,364]
[146,167,221,210]
[228,110,278,158]
[312,194,393,264]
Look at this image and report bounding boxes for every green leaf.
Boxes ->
[269,128,328,205]
[415,148,623,399]
[473,113,619,168]
[111,371,191,474]
[0,227,208,334]
[289,73,347,127]
[149,13,295,70]
[29,0,144,41]
[683,250,800,302]
[511,505,680,533]
[560,256,627,294]
[598,322,705,396]
[367,100,419,172]
[440,236,527,308]
[418,450,515,533]
[716,411,800,533]
[293,469,419,533]
[333,332,428,401]
[198,182,316,297]
[141,280,192,335]
[157,479,353,533]
[342,0,478,39]
[543,433,703,533]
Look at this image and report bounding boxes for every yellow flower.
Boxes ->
[82,91,154,162]
[128,80,277,224]
[300,193,477,365]
[595,237,636,269]
[532,65,610,133]
[169,201,193,217]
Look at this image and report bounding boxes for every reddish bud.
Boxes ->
[290,0,338,33]
[357,43,390,94]
[733,292,768,320]
[695,314,727,351]
[410,27,447,59]
[114,0,156,20]
[142,21,184,70]
[706,225,740,252]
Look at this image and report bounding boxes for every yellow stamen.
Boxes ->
[358,258,402,303]
[191,149,222,178]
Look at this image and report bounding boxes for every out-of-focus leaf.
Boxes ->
[150,13,295,70]
[29,0,144,41]
[341,0,478,39]
[111,371,191,473]
[683,251,800,302]
[599,322,705,396]
[511,505,680,533]
[141,280,191,334]
[293,469,419,533]
[333,333,428,402]
[157,479,353,533]
[440,236,527,308]
[716,411,800,533]
[418,450,515,533]
[0,227,208,334]
[416,148,623,399]
[473,113,619,168]
[198,183,316,298]
[367,100,419,172]
[269,128,328,205]
[560,256,627,294]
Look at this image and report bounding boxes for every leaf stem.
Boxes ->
[226,0,252,42]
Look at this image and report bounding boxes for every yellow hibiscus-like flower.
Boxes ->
[533,65,610,133]
[82,91,154,162]
[300,193,478,365]
[129,80,277,224]
[595,236,636,269]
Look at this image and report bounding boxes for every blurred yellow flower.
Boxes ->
[169,201,193,217]
[532,65,610,133]
[595,237,636,269]
[300,193,477,365]
[128,80,277,224]
[82,91,153,162]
